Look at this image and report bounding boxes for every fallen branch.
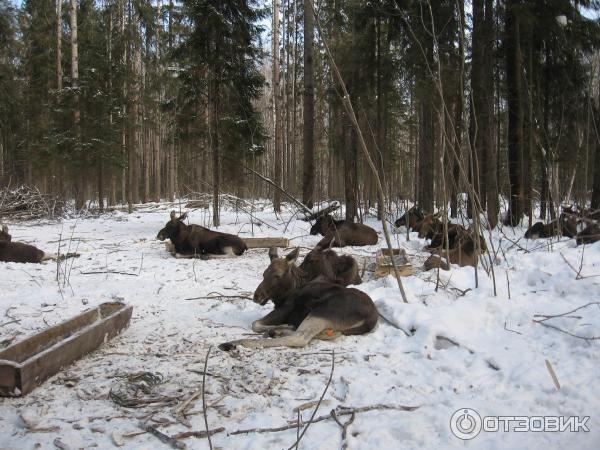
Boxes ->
[202,346,214,450]
[141,423,186,449]
[377,312,411,337]
[545,359,561,390]
[184,293,253,302]
[80,270,138,276]
[503,322,522,335]
[229,403,420,436]
[533,302,600,341]
[331,409,355,450]
[172,427,225,440]
[286,350,335,450]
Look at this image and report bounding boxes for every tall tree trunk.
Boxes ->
[484,0,498,228]
[416,17,435,213]
[504,0,524,225]
[273,0,283,212]
[56,0,62,91]
[469,0,488,215]
[209,76,220,226]
[592,106,600,211]
[451,0,465,219]
[154,0,162,202]
[70,0,84,209]
[344,113,358,221]
[302,0,315,207]
[127,2,141,210]
[167,0,176,201]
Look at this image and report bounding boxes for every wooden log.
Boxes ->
[0,302,133,396]
[243,237,290,249]
[299,201,341,222]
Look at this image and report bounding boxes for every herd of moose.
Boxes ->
[1,205,599,350]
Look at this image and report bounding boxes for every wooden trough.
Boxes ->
[243,237,290,249]
[0,302,133,397]
[372,248,413,279]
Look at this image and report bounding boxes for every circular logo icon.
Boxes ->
[450,408,482,440]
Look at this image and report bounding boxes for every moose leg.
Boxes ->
[41,252,58,261]
[251,307,294,333]
[165,242,176,255]
[201,253,237,260]
[219,316,331,350]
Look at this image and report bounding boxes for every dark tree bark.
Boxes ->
[344,116,358,221]
[210,83,220,227]
[450,0,465,219]
[484,0,498,228]
[302,0,315,208]
[469,0,485,211]
[273,0,283,212]
[417,30,435,213]
[592,106,600,211]
[504,0,524,225]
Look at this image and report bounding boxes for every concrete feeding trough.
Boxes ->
[0,302,132,397]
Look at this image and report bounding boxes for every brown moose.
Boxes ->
[424,227,485,271]
[394,206,425,232]
[0,225,56,264]
[157,211,247,258]
[310,215,378,248]
[298,246,362,286]
[218,247,377,350]
[524,214,577,239]
[576,222,600,245]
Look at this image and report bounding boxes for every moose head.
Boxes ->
[253,247,301,306]
[157,211,188,241]
[0,225,11,242]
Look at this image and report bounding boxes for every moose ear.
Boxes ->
[285,247,300,264]
[179,212,188,222]
[170,211,177,220]
[268,247,279,261]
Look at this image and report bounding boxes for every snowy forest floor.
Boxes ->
[0,200,599,450]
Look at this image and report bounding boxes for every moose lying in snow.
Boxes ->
[576,222,600,245]
[310,215,378,248]
[394,206,425,231]
[0,225,56,264]
[524,214,577,239]
[157,211,247,258]
[298,246,362,286]
[424,227,486,271]
[219,247,377,351]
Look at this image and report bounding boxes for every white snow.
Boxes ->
[0,201,599,449]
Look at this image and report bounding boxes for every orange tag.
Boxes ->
[326,329,334,337]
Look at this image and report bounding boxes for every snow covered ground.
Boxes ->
[0,201,599,450]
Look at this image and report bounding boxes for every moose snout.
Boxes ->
[253,284,269,305]
[156,231,166,241]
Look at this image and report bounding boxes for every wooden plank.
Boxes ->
[0,308,100,364]
[374,248,413,279]
[0,302,132,397]
[243,237,290,249]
